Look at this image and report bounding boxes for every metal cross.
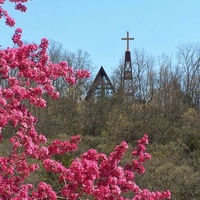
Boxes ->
[121,31,134,50]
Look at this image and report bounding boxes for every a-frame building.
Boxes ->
[85,66,115,100]
[85,31,134,101]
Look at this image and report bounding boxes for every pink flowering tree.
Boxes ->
[0,1,171,199]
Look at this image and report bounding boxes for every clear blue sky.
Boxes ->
[1,0,200,76]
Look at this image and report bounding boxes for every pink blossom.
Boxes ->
[0,0,5,4]
[76,69,90,78]
[5,16,15,26]
[12,28,23,46]
[66,76,76,85]
[33,182,57,200]
[15,3,27,12]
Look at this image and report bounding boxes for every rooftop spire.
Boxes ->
[121,31,134,101]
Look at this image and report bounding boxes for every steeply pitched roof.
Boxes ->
[85,66,115,100]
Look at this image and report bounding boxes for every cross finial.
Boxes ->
[121,31,134,51]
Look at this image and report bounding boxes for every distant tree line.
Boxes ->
[112,43,200,108]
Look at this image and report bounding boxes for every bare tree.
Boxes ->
[48,40,94,100]
[132,49,156,102]
[176,43,200,107]
[110,57,124,93]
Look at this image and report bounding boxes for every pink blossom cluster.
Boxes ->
[0,38,89,199]
[0,1,171,199]
[0,0,28,46]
